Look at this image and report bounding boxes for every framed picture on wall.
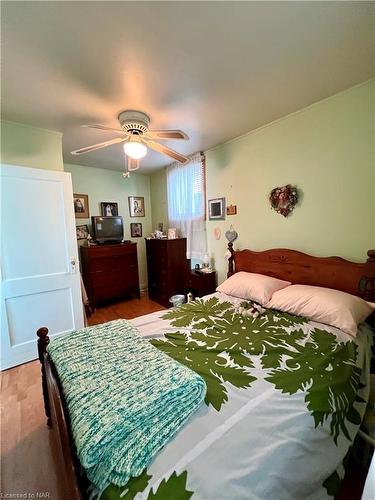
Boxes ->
[208,197,226,220]
[100,202,118,217]
[130,223,142,238]
[76,225,89,240]
[73,194,89,219]
[128,196,145,217]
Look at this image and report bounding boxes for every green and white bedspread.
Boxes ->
[99,292,372,500]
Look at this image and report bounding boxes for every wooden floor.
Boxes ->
[87,295,164,326]
[0,296,164,499]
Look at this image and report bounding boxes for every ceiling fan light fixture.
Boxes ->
[72,110,189,163]
[123,137,147,160]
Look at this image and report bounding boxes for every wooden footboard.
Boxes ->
[37,327,84,500]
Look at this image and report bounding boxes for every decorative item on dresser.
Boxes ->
[185,270,217,299]
[80,243,140,308]
[146,237,188,308]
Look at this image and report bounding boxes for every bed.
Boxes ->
[37,245,375,500]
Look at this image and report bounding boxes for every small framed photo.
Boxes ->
[76,224,89,240]
[130,222,142,238]
[74,194,89,219]
[208,197,226,220]
[168,228,177,239]
[128,196,145,217]
[101,202,118,217]
[226,204,237,216]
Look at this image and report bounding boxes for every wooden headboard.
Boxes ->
[227,242,375,302]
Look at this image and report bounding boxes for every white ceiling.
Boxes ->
[2,1,374,173]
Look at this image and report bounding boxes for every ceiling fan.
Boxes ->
[71,110,190,170]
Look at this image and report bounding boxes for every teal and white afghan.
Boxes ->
[47,320,206,491]
[99,292,372,500]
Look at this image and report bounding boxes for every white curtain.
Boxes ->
[167,152,207,259]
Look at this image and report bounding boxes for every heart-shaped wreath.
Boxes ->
[269,184,298,217]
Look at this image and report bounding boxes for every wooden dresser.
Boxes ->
[146,238,188,307]
[81,243,140,308]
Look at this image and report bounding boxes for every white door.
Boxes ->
[1,164,84,370]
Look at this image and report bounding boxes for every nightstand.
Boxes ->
[185,270,217,299]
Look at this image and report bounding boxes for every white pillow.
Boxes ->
[216,272,291,306]
[267,284,373,337]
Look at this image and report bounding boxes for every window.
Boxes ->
[167,152,207,259]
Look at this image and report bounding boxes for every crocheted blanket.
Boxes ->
[47,319,206,491]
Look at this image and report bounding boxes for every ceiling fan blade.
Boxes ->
[146,129,189,140]
[144,139,189,164]
[82,124,127,134]
[71,137,127,155]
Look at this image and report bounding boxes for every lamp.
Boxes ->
[123,136,147,160]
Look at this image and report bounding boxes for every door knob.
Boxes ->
[70,256,77,273]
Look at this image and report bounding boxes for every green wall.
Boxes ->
[150,80,375,285]
[65,163,152,290]
[1,120,63,171]
[150,167,168,231]
[206,80,374,283]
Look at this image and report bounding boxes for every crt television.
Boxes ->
[91,216,124,243]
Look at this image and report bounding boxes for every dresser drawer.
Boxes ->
[112,254,138,270]
[89,253,137,272]
[85,244,136,258]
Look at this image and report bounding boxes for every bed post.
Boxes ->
[227,242,235,277]
[37,327,52,427]
[359,249,375,302]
